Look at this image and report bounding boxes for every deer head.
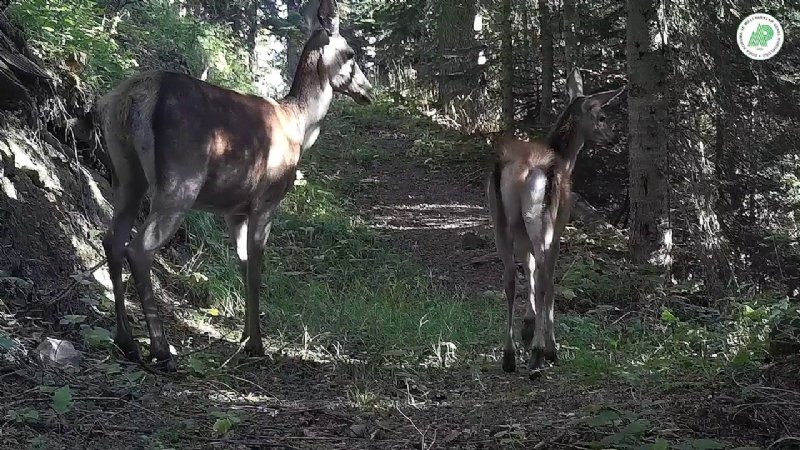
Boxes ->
[564,68,625,143]
[303,0,373,105]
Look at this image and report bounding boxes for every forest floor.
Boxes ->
[2,100,799,450]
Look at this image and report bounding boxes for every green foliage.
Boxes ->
[9,0,254,92]
[581,407,732,450]
[27,436,51,450]
[51,385,73,415]
[8,407,40,424]
[59,314,87,325]
[209,411,241,435]
[0,334,17,350]
[80,325,113,349]
[557,289,793,386]
[8,0,137,90]
[557,227,664,305]
[187,354,217,377]
[125,0,254,92]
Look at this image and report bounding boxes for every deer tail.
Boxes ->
[95,72,162,188]
[487,159,508,229]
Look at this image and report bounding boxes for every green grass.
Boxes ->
[178,101,502,363]
[556,290,794,386]
[174,100,798,383]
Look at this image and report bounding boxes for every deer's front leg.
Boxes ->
[242,205,278,357]
[226,215,250,343]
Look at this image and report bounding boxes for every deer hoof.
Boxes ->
[154,355,177,373]
[502,352,516,373]
[545,348,558,363]
[114,335,141,362]
[528,348,546,373]
[243,339,264,357]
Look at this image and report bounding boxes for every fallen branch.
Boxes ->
[768,436,800,450]
[467,252,498,265]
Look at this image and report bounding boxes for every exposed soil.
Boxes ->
[2,110,798,450]
[350,131,502,295]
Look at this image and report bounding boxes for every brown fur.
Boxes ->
[493,138,572,238]
[97,0,374,371]
[487,70,625,376]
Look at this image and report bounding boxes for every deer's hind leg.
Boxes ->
[126,188,198,371]
[104,174,147,361]
[487,172,518,372]
[497,225,517,373]
[543,244,560,362]
[519,168,552,375]
[520,250,537,351]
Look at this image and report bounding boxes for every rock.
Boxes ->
[36,338,81,372]
[370,428,386,440]
[348,423,369,438]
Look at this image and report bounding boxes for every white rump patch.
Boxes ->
[522,170,548,226]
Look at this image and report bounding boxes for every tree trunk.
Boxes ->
[285,0,304,81]
[500,0,514,127]
[437,0,478,105]
[246,0,259,70]
[563,0,580,71]
[538,0,554,127]
[689,123,728,297]
[436,0,479,130]
[626,0,671,266]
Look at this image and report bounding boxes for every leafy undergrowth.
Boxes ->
[2,100,799,449]
[8,0,253,92]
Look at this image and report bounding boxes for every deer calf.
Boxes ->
[97,0,372,371]
[486,69,624,377]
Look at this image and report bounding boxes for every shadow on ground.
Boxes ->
[2,103,798,450]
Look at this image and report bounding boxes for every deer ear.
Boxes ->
[584,85,625,110]
[318,0,340,36]
[566,68,584,102]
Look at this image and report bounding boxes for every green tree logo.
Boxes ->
[747,23,774,47]
[737,13,784,60]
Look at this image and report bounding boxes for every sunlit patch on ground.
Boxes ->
[370,202,489,231]
[2,101,798,450]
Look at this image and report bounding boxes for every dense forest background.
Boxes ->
[7,0,798,294]
[0,0,799,448]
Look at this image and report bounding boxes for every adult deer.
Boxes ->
[486,69,624,378]
[97,0,372,371]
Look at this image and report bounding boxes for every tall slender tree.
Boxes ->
[437,0,478,110]
[626,0,671,266]
[563,0,580,71]
[500,0,514,126]
[538,0,554,126]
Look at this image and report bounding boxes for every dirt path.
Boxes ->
[2,110,783,450]
[347,132,503,296]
